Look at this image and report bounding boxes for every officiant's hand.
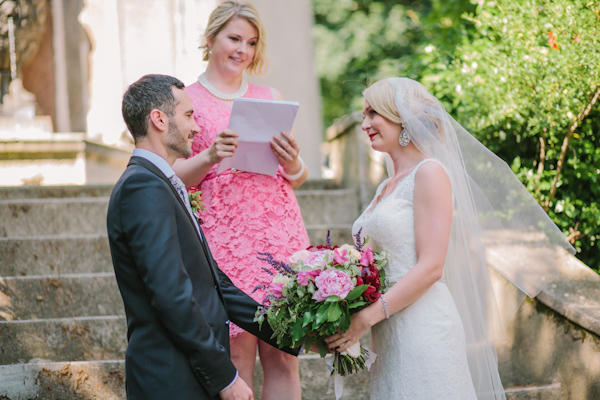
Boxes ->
[325,312,371,353]
[208,129,239,164]
[271,130,301,173]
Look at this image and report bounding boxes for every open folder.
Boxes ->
[216,98,300,176]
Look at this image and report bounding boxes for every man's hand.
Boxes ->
[219,376,254,400]
[208,129,239,164]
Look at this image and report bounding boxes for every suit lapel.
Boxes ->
[127,157,227,307]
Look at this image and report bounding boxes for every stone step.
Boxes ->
[0,273,123,321]
[0,229,356,278]
[0,180,340,200]
[0,188,356,238]
[295,188,359,226]
[0,234,112,277]
[0,197,109,237]
[0,185,114,200]
[0,360,126,400]
[0,316,127,364]
[0,357,563,400]
[504,382,562,400]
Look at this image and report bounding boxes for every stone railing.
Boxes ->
[325,113,600,399]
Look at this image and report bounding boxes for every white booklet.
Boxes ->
[216,98,300,176]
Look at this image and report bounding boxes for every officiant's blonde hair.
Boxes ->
[201,0,268,76]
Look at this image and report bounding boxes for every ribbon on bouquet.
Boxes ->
[325,342,377,400]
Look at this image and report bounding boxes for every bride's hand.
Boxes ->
[324,312,371,353]
[270,130,301,173]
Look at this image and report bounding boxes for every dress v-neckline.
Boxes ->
[365,158,432,215]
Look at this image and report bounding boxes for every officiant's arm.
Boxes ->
[173,129,239,187]
[326,162,452,352]
[269,88,308,189]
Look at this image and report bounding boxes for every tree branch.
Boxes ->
[544,87,600,211]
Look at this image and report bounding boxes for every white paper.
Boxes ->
[217,98,300,176]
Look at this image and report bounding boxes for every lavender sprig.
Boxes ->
[257,252,296,276]
[252,284,269,294]
[354,227,365,252]
[325,230,332,247]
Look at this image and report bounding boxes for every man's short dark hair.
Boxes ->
[121,74,185,141]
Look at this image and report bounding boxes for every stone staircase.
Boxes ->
[0,183,564,399]
[0,182,365,399]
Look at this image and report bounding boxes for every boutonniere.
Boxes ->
[187,186,205,224]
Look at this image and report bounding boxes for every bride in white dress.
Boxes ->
[325,78,575,399]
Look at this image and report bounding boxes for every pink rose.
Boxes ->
[333,248,349,266]
[312,269,354,302]
[304,250,333,268]
[289,250,311,264]
[297,269,322,286]
[270,282,284,298]
[360,247,375,267]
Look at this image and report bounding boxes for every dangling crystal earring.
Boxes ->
[399,123,410,146]
[208,48,212,56]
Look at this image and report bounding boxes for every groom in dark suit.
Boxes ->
[107,74,298,400]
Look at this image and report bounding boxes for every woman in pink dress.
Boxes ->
[173,1,308,399]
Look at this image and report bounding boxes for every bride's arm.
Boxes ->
[326,161,452,352]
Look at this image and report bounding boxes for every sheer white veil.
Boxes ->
[370,78,575,399]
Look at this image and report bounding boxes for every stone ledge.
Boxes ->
[536,249,600,337]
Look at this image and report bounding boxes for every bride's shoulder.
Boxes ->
[414,160,451,194]
[415,159,448,178]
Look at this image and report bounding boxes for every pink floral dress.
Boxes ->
[185,81,310,337]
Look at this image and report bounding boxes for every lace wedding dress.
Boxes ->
[352,159,477,399]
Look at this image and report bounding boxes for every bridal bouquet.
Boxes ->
[254,231,390,395]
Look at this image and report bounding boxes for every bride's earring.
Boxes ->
[399,123,410,146]
[208,48,212,56]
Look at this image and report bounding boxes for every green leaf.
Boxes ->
[339,310,351,333]
[291,318,306,342]
[317,338,329,358]
[302,309,315,327]
[326,295,340,303]
[349,301,368,309]
[315,303,329,327]
[346,284,368,301]
[328,303,342,322]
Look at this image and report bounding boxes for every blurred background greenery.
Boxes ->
[312,0,600,271]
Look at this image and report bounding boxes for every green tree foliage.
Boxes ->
[424,0,600,269]
[312,0,600,270]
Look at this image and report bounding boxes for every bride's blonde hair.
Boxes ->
[363,79,446,141]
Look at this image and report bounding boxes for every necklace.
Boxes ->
[198,73,248,100]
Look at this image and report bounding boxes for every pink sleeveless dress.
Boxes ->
[185,81,310,337]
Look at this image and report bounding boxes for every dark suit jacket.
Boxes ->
[107,156,297,400]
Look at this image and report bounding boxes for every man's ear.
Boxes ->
[149,109,168,132]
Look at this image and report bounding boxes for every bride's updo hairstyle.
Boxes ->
[363,80,402,124]
[201,0,268,76]
[364,78,447,144]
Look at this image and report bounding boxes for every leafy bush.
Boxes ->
[312,0,600,270]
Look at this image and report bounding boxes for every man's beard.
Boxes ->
[166,118,192,158]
